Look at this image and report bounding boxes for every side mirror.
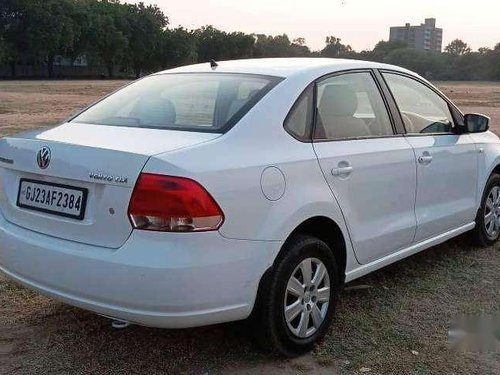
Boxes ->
[464,113,490,133]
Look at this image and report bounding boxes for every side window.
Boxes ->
[284,85,314,141]
[314,72,394,141]
[383,73,454,134]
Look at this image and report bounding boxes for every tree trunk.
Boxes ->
[134,65,141,79]
[107,64,114,79]
[10,62,16,78]
[47,55,54,78]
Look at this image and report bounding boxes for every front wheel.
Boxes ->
[473,173,500,246]
[250,235,340,356]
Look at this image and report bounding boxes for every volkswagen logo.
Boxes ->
[36,147,51,169]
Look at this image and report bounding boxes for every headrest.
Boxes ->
[319,84,358,117]
[227,89,261,119]
[133,97,176,126]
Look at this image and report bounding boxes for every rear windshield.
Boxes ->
[71,73,282,133]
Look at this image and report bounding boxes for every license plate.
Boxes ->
[17,179,88,220]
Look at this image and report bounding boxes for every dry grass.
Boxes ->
[0,80,126,137]
[0,80,499,374]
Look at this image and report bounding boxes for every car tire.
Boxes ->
[473,173,500,247]
[250,234,340,357]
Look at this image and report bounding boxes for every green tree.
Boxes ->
[321,36,353,58]
[0,34,15,69]
[225,31,255,59]
[22,0,77,77]
[384,48,441,78]
[478,47,492,55]
[64,0,93,67]
[444,39,471,56]
[0,0,29,77]
[1,1,499,82]
[194,25,227,62]
[125,2,167,78]
[369,40,407,61]
[0,36,7,63]
[489,43,500,80]
[290,38,311,57]
[85,0,128,78]
[293,37,306,46]
[454,53,487,80]
[193,26,255,62]
[159,27,197,68]
[253,34,296,57]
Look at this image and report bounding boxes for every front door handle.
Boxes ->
[418,152,433,165]
[332,162,353,177]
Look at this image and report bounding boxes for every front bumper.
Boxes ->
[0,212,281,328]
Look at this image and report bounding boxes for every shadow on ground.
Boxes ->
[1,235,498,375]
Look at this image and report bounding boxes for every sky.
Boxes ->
[133,0,500,51]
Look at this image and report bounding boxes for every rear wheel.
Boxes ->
[251,235,339,356]
[473,173,500,246]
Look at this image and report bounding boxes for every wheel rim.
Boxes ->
[484,185,500,239]
[283,257,330,338]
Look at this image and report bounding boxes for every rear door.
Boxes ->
[313,71,417,264]
[381,72,478,242]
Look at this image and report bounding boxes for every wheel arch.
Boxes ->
[249,216,348,320]
[280,216,347,283]
[477,145,500,208]
[478,164,500,208]
[491,164,500,177]
[261,216,348,288]
[478,165,500,211]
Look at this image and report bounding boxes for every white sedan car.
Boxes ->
[0,58,497,356]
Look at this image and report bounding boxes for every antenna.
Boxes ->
[210,59,218,70]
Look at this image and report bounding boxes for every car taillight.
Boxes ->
[128,173,224,232]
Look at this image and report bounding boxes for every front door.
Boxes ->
[382,72,478,242]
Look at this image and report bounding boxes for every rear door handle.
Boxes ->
[418,152,433,165]
[331,164,353,177]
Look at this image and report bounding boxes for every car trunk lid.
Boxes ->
[0,123,220,248]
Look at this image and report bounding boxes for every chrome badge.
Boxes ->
[89,172,128,184]
[36,147,51,169]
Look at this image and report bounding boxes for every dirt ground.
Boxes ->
[0,80,499,375]
[438,81,500,132]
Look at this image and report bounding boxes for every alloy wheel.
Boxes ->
[484,185,500,239]
[283,257,330,338]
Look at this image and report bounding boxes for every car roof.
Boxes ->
[156,58,414,79]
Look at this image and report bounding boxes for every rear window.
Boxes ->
[71,73,282,132]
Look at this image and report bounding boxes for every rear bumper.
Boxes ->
[0,212,281,328]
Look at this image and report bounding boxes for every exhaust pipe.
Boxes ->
[97,313,132,329]
[111,319,131,329]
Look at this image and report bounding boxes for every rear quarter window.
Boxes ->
[284,85,314,141]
